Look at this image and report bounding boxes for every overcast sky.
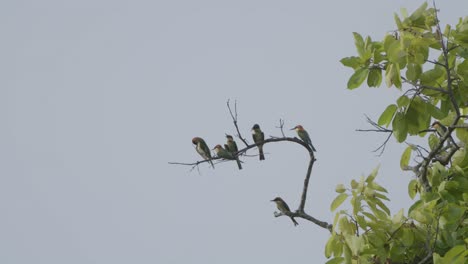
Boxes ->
[1,1,467,263]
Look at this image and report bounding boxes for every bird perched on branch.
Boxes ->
[251,124,265,160]
[431,121,447,137]
[213,144,242,169]
[271,197,298,226]
[291,125,316,152]
[224,135,242,170]
[192,137,214,168]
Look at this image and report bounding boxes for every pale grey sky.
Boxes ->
[1,1,466,263]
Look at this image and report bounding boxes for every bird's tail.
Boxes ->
[258,145,265,160]
[209,159,215,169]
[291,217,299,226]
[235,158,242,170]
[311,143,317,152]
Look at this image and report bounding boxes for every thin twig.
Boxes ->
[227,99,249,147]
[276,119,286,138]
[356,115,393,156]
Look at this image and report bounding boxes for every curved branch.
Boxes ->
[170,135,329,231]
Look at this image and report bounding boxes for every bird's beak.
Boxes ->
[290,127,296,130]
[270,199,275,202]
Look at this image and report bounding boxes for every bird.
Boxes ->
[271,197,298,226]
[192,137,214,168]
[251,124,265,160]
[224,135,242,170]
[213,144,242,169]
[291,125,316,152]
[431,121,447,137]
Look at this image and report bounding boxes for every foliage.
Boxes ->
[330,2,468,263]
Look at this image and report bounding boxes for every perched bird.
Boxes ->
[213,144,242,169]
[224,135,242,170]
[291,125,316,152]
[271,197,298,226]
[431,121,447,137]
[192,137,214,168]
[251,124,265,160]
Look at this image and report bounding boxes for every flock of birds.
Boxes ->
[191,124,316,169]
[191,123,317,226]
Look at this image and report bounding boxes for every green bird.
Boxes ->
[192,137,214,168]
[291,125,316,152]
[224,135,242,170]
[213,144,242,169]
[251,124,265,160]
[271,197,298,226]
[431,121,447,137]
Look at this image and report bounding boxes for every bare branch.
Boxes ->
[433,2,460,117]
[274,210,332,232]
[372,132,393,156]
[356,115,393,156]
[276,119,286,138]
[227,99,249,147]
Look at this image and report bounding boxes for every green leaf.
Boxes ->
[442,245,468,264]
[400,146,412,170]
[385,63,402,88]
[405,96,429,135]
[378,104,397,127]
[335,184,346,193]
[456,126,468,145]
[401,228,414,247]
[374,192,390,201]
[325,236,335,258]
[387,40,406,63]
[426,103,446,120]
[340,56,362,69]
[367,68,382,87]
[396,95,410,107]
[353,32,365,58]
[392,208,405,224]
[406,63,422,81]
[408,179,419,199]
[339,217,355,235]
[368,181,388,193]
[366,166,380,183]
[374,198,391,215]
[356,215,367,229]
[331,193,349,212]
[393,112,408,142]
[362,212,378,222]
[420,67,445,86]
[344,235,364,255]
[347,68,369,89]
[428,134,440,150]
[394,13,403,29]
[451,148,467,167]
[456,59,468,79]
[325,257,344,264]
[351,179,358,189]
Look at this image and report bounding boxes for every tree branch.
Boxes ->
[227,99,249,147]
[170,102,330,231]
[356,115,393,156]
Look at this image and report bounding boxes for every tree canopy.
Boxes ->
[333,2,468,263]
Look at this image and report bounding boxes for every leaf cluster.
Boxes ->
[334,3,468,263]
